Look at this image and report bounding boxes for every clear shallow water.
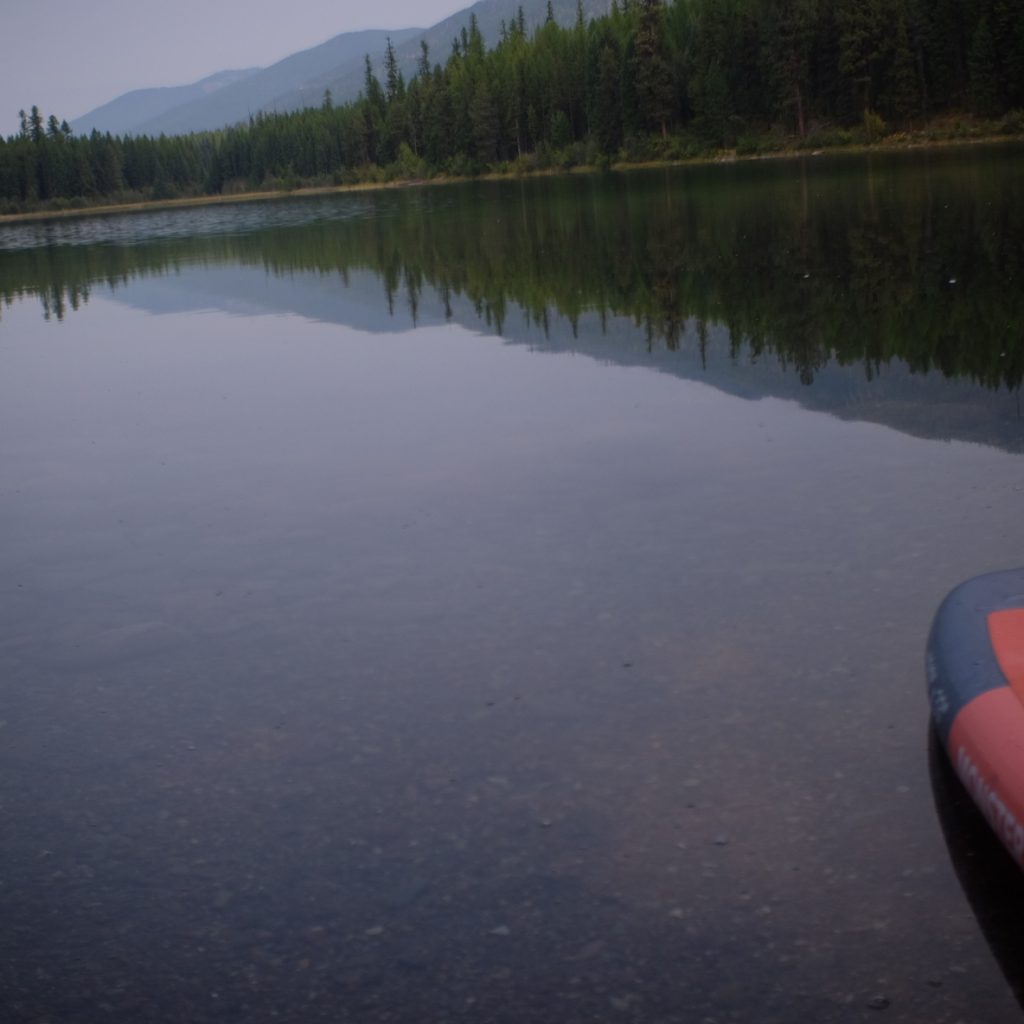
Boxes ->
[2,147,1024,1022]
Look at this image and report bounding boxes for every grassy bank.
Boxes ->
[2,115,1022,227]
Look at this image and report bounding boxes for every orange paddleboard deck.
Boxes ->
[928,570,1024,868]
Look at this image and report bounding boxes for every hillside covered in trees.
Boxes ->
[2,0,1023,212]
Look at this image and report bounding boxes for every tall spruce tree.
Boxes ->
[633,0,674,136]
[968,16,1000,117]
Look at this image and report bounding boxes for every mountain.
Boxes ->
[278,0,611,115]
[71,69,261,136]
[134,27,422,137]
[71,0,611,139]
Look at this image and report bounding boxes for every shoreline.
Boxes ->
[1,131,1020,227]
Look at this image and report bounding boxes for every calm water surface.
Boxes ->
[2,147,1024,1022]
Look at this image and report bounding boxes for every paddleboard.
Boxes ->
[927,569,1024,869]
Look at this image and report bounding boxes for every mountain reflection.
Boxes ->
[2,146,1022,413]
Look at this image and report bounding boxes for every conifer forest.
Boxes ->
[2,0,1022,212]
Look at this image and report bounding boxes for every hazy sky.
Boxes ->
[0,0,467,138]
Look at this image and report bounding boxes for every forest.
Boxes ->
[1,0,1023,212]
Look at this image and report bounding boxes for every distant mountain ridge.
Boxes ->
[278,0,610,118]
[133,28,422,137]
[71,69,261,136]
[72,0,610,138]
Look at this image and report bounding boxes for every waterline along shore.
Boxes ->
[2,130,1021,227]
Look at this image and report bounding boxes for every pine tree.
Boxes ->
[29,106,44,143]
[888,16,921,124]
[633,0,673,136]
[384,37,403,104]
[762,0,818,137]
[471,80,500,162]
[591,38,624,153]
[836,0,890,114]
[968,16,1000,117]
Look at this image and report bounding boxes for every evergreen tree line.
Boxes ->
[2,0,1023,211]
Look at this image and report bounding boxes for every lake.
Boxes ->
[2,145,1024,1023]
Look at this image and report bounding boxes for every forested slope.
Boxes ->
[3,0,1022,212]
